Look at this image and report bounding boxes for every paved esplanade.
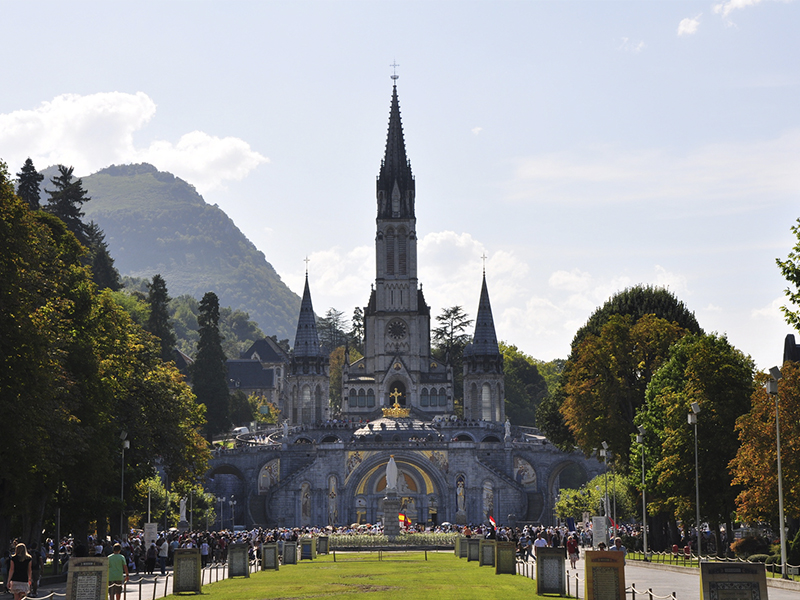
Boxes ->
[566,555,800,599]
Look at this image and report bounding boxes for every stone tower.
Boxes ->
[463,273,505,421]
[287,273,330,424]
[342,82,454,417]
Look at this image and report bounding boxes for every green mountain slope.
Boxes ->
[76,163,299,342]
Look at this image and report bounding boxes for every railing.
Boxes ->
[20,558,264,600]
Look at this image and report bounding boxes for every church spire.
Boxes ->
[293,273,323,358]
[377,82,415,219]
[466,272,500,357]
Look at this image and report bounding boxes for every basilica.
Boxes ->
[207,81,601,529]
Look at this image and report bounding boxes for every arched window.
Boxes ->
[398,227,407,275]
[439,387,448,407]
[481,383,492,420]
[386,228,395,275]
[349,389,357,407]
[420,388,429,407]
[302,385,312,423]
[315,385,323,421]
[358,389,366,407]
[367,389,376,407]
[470,383,479,419]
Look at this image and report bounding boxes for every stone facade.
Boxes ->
[205,82,602,529]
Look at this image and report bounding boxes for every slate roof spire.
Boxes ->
[377,81,415,219]
[293,272,323,358]
[465,272,500,357]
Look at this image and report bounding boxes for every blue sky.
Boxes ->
[1,0,799,369]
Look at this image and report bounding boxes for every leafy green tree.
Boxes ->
[776,219,800,330]
[191,292,229,439]
[16,158,43,209]
[639,333,754,555]
[269,335,290,354]
[229,389,255,427]
[219,307,264,358]
[499,342,547,426]
[554,473,635,523]
[560,314,686,468]
[145,274,177,362]
[44,165,91,246]
[571,285,701,350]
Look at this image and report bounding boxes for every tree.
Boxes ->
[145,274,177,362]
[85,221,121,291]
[349,306,364,354]
[554,473,635,524]
[16,158,43,209]
[329,345,363,414]
[191,292,229,439]
[228,390,255,426]
[571,285,701,350]
[731,362,800,526]
[317,308,347,353]
[638,333,754,554]
[560,314,686,468]
[44,165,91,246]
[500,342,548,427]
[776,219,800,331]
[432,306,474,407]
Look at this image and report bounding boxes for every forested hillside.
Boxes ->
[60,163,300,341]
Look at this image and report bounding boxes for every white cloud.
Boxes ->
[653,265,690,296]
[549,268,592,293]
[752,296,785,320]
[677,14,702,36]
[713,0,764,18]
[472,127,483,135]
[619,37,645,53]
[0,92,268,193]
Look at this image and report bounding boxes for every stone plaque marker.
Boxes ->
[592,516,608,548]
[300,537,317,560]
[227,543,250,578]
[173,548,202,593]
[536,546,566,596]
[700,562,768,600]
[261,544,279,571]
[479,540,496,566]
[66,557,107,600]
[318,536,329,555]
[458,536,468,558]
[495,541,517,575]
[283,541,298,565]
[467,538,481,562]
[585,551,625,600]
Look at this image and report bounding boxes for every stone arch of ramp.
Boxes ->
[206,463,248,529]
[344,451,450,525]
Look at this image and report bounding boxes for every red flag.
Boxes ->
[399,513,410,527]
[489,516,497,528]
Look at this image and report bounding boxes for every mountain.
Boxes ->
[64,163,299,342]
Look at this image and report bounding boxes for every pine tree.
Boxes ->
[44,165,91,246]
[86,222,121,291]
[16,158,44,209]
[191,292,229,439]
[145,274,177,362]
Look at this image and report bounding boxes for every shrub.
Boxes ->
[746,554,769,563]
[730,535,770,558]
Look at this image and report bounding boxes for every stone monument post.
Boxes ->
[383,455,401,541]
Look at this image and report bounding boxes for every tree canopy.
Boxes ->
[499,342,548,427]
[191,292,229,439]
[776,219,800,331]
[16,158,43,209]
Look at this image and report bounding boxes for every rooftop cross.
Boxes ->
[304,256,310,275]
[390,60,400,81]
[481,252,488,274]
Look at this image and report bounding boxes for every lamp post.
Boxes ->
[767,366,788,579]
[120,432,130,539]
[688,402,701,558]
[218,496,226,531]
[637,425,648,559]
[600,441,610,526]
[229,496,237,529]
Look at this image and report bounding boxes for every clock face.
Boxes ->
[387,319,408,340]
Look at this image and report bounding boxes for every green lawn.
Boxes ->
[193,552,557,599]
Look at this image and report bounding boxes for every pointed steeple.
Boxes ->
[466,273,500,357]
[377,83,415,219]
[293,274,323,358]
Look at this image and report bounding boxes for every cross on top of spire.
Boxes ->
[390,60,400,81]
[481,253,488,275]
[304,256,310,276]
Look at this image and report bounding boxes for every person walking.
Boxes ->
[107,543,129,600]
[157,537,168,575]
[567,533,580,569]
[8,543,32,600]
